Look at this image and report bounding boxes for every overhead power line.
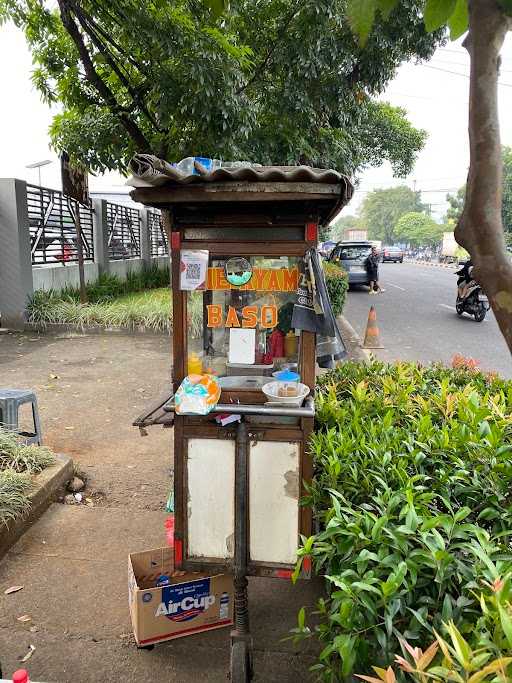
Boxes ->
[438,47,512,65]
[429,57,512,74]
[420,63,512,88]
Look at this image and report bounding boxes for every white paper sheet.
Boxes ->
[228,328,256,364]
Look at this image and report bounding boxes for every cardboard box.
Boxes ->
[128,547,233,646]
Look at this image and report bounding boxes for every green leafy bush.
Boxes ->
[323,262,349,317]
[297,361,512,681]
[33,263,170,305]
[358,576,512,682]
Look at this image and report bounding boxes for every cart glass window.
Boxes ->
[186,255,300,386]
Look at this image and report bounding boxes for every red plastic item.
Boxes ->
[171,231,180,250]
[12,670,29,683]
[164,515,175,548]
[174,538,183,565]
[305,222,318,241]
[268,329,285,359]
[275,569,293,579]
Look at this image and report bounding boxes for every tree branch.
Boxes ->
[75,2,149,78]
[456,0,512,349]
[57,0,152,152]
[68,2,161,132]
[236,2,302,95]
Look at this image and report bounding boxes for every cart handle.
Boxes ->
[162,396,315,418]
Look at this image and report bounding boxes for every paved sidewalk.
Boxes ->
[1,505,320,682]
[0,331,321,682]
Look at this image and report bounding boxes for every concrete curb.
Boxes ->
[24,322,171,337]
[408,259,458,270]
[337,314,371,363]
[0,453,74,559]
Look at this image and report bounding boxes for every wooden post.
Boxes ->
[75,200,88,304]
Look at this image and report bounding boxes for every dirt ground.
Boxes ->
[0,330,173,509]
[0,330,321,682]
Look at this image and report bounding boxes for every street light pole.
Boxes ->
[25,159,52,187]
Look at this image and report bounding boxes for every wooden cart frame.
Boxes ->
[131,171,352,680]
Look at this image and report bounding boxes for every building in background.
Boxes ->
[344,228,368,241]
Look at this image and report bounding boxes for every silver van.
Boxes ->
[328,241,373,285]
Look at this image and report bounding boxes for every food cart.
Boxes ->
[131,163,353,681]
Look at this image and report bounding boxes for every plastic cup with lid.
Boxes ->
[274,368,300,398]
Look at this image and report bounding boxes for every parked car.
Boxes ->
[319,240,337,258]
[382,246,404,263]
[31,231,78,264]
[328,240,373,286]
[109,238,130,260]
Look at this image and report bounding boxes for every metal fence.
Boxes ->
[27,184,94,265]
[148,211,168,256]
[106,202,141,260]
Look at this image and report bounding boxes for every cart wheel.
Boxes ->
[230,640,252,682]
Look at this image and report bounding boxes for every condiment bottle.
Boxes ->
[284,330,298,357]
[187,352,203,375]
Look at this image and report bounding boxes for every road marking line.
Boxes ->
[438,303,489,320]
[387,283,406,291]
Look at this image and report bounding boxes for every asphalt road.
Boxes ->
[344,261,512,378]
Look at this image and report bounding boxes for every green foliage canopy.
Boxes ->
[445,186,466,222]
[0,0,441,174]
[504,146,512,235]
[445,146,512,233]
[359,186,426,243]
[394,210,445,246]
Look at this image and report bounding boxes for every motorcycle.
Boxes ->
[455,262,490,322]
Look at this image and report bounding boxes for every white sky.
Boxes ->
[1,23,512,219]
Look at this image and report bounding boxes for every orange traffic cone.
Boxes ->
[362,306,384,349]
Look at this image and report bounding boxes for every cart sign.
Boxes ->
[180,250,209,290]
[207,267,298,292]
[206,304,277,328]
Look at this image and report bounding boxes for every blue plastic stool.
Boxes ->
[0,389,43,445]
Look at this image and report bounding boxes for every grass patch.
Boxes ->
[0,428,56,526]
[0,470,32,527]
[28,288,204,335]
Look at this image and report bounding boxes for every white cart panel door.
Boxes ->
[249,440,300,565]
[187,438,235,560]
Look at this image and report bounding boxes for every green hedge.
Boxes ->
[295,361,512,681]
[46,263,170,303]
[323,261,348,317]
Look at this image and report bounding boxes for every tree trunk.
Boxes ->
[455,0,512,350]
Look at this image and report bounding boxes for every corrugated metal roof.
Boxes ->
[127,154,353,192]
